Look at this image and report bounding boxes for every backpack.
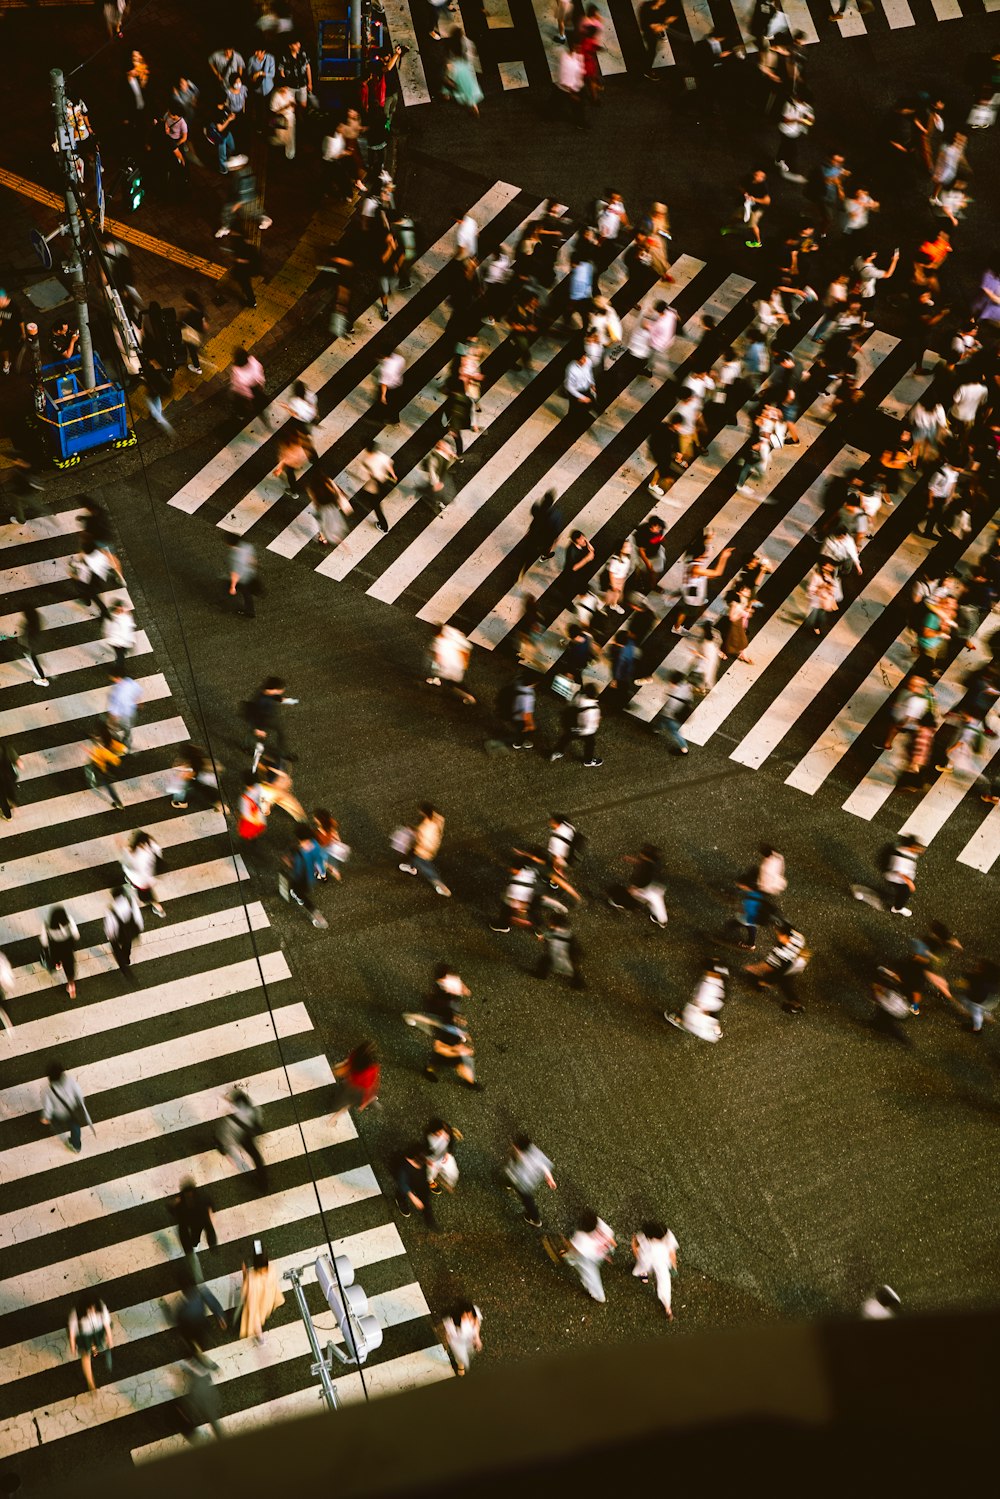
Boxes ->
[566,828,588,865]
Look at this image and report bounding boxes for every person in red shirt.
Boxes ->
[331,1042,380,1118]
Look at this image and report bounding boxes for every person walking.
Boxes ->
[398,803,451,897]
[631,1222,679,1319]
[0,737,20,820]
[169,1179,219,1266]
[442,1303,483,1375]
[101,600,136,670]
[425,1117,461,1194]
[107,668,143,752]
[228,537,260,618]
[175,1360,223,1443]
[744,921,809,1014]
[174,1265,228,1365]
[216,1087,267,1186]
[330,1041,381,1118]
[42,1060,91,1153]
[403,964,481,1089]
[426,625,476,704]
[534,906,586,990]
[239,1240,285,1342]
[0,943,14,1033]
[313,809,350,882]
[104,885,143,979]
[68,1293,113,1391]
[549,685,602,767]
[41,908,80,999]
[395,1146,437,1228]
[567,1211,616,1303]
[608,843,668,927]
[664,959,728,1041]
[17,606,48,687]
[355,440,397,533]
[851,836,925,918]
[122,830,165,918]
[73,544,122,621]
[278,822,329,928]
[85,721,126,809]
[505,1133,557,1227]
[244,677,296,768]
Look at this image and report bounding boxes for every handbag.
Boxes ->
[49,1083,89,1129]
[390,826,415,855]
[552,674,576,700]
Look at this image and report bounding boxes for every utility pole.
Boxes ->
[49,66,96,390]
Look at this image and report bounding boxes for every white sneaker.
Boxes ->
[33,676,50,687]
[310,911,329,928]
[214,226,231,239]
[648,482,666,498]
[891,906,913,918]
[151,903,166,919]
[259,216,272,230]
[434,884,452,897]
[399,862,417,875]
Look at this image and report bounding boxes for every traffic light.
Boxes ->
[122,161,143,213]
[315,1252,383,1365]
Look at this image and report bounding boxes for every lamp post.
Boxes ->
[49,66,96,391]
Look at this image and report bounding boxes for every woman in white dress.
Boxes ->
[632,1221,679,1319]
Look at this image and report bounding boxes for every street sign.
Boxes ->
[30,228,53,271]
[95,148,105,232]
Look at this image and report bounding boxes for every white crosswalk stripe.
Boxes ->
[155,178,1000,880]
[170,182,521,514]
[0,512,444,1466]
[374,0,987,101]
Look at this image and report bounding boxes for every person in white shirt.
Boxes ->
[567,1211,616,1302]
[949,377,987,432]
[922,461,961,538]
[775,96,814,182]
[377,351,406,421]
[455,212,478,261]
[631,1223,679,1317]
[842,186,879,234]
[665,961,727,1042]
[355,440,397,533]
[121,830,165,918]
[443,1303,482,1375]
[596,191,629,242]
[104,885,143,976]
[282,379,318,429]
[821,525,862,577]
[505,1133,557,1226]
[854,247,899,300]
[565,352,596,413]
[107,669,143,750]
[101,601,135,670]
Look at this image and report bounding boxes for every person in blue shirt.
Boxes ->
[566,257,595,328]
[281,824,328,928]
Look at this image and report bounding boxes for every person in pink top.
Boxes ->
[229,346,265,418]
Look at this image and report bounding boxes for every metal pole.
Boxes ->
[50,67,96,391]
[285,1266,340,1412]
[352,0,363,53]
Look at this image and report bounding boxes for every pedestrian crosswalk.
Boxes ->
[167,180,1000,872]
[376,0,997,105]
[0,513,446,1466]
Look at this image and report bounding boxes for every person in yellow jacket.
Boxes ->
[398,802,450,897]
[85,723,126,810]
[239,1240,284,1343]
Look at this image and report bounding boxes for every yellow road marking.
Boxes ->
[0,167,227,278]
